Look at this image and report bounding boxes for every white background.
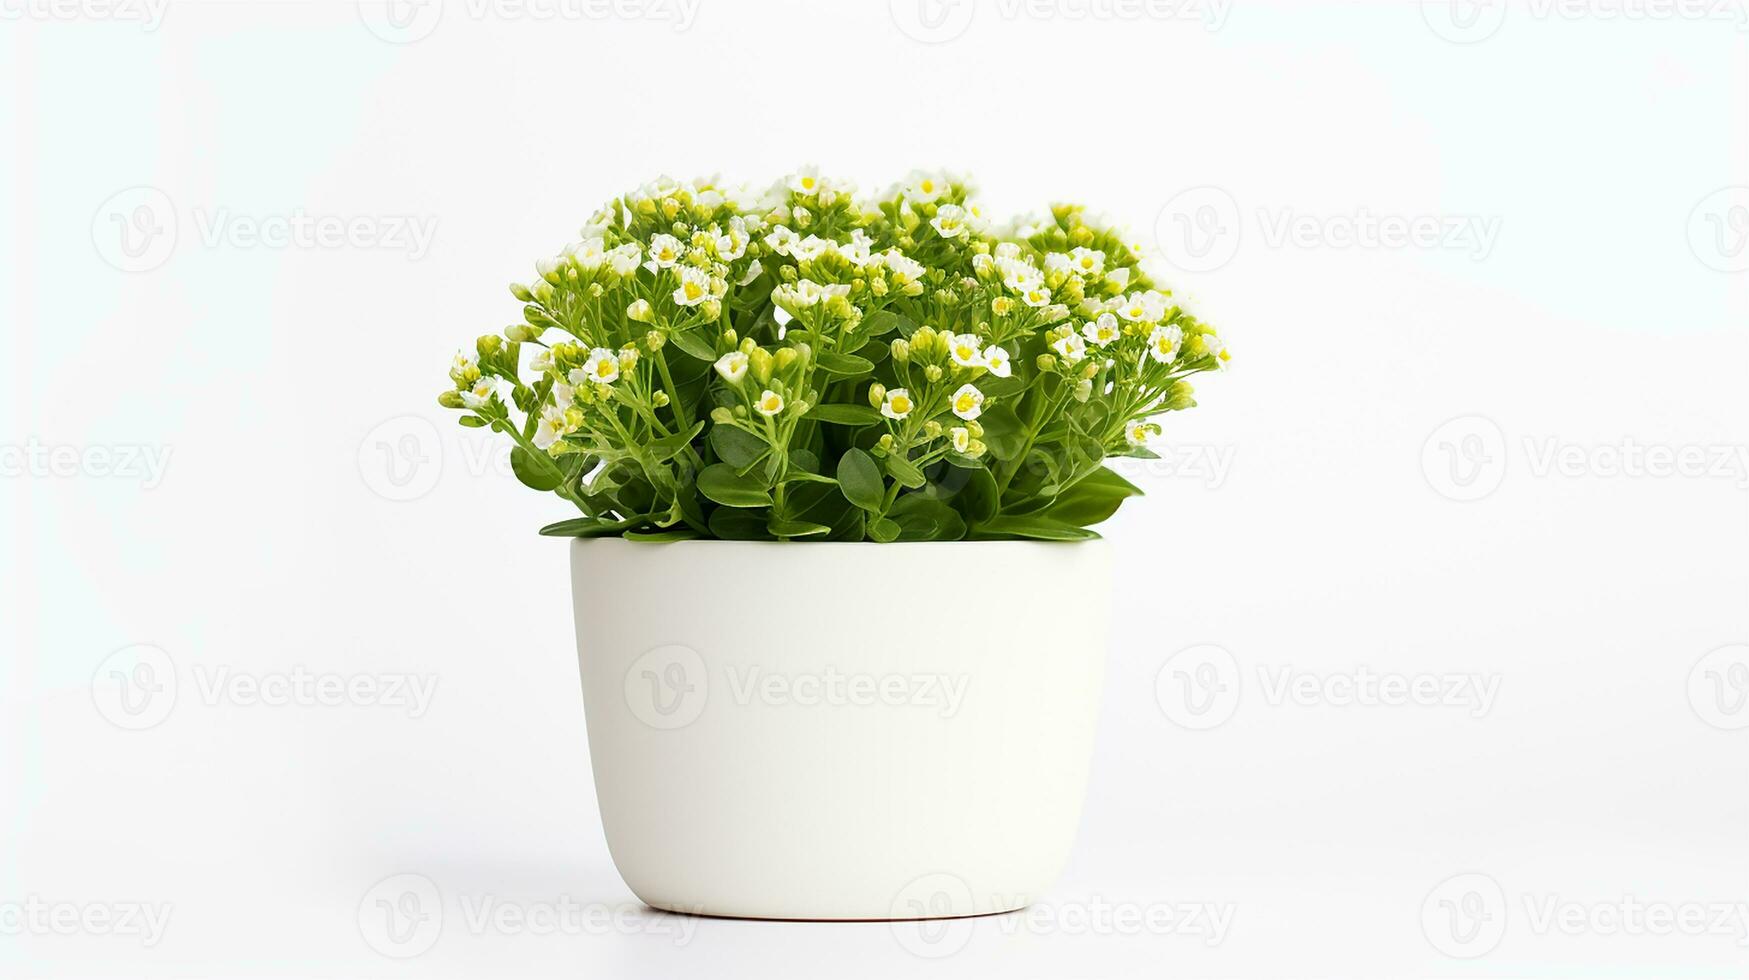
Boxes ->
[4,1,1747,977]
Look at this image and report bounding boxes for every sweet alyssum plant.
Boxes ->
[439,170,1229,542]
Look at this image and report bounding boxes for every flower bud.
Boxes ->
[438,390,464,409]
[749,347,774,384]
[740,336,758,355]
[505,324,538,343]
[644,330,666,351]
[924,364,943,383]
[651,390,671,408]
[922,420,942,439]
[891,339,910,362]
[867,383,887,408]
[1036,354,1058,372]
[773,347,798,371]
[701,299,723,320]
[627,299,654,323]
[711,407,735,424]
[722,329,738,347]
[509,282,534,302]
[967,439,987,458]
[877,433,895,452]
[476,335,502,357]
[1082,362,1099,380]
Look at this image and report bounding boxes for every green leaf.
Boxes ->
[806,403,883,426]
[867,516,902,542]
[511,446,565,492]
[973,516,1100,541]
[709,424,768,469]
[458,415,487,428]
[978,403,1026,460]
[539,515,638,537]
[857,309,913,337]
[708,505,773,540]
[942,464,999,525]
[836,448,885,512]
[814,351,875,376]
[696,463,773,508]
[884,454,926,489]
[768,517,831,538]
[780,467,837,486]
[1043,466,1143,527]
[623,527,699,542]
[889,495,967,541]
[667,330,717,362]
[647,421,704,462]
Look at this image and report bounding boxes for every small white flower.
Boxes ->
[950,426,971,453]
[764,225,800,256]
[459,377,497,410]
[982,345,1012,378]
[1147,324,1184,364]
[570,237,607,271]
[949,383,985,421]
[1106,266,1132,290]
[905,170,947,204]
[1125,420,1158,448]
[1052,333,1088,363]
[608,243,641,277]
[1082,312,1121,347]
[449,351,479,382]
[884,250,925,285]
[1069,246,1105,276]
[533,404,572,450]
[791,235,835,263]
[1043,252,1071,275]
[1199,332,1231,370]
[714,351,749,384]
[645,234,684,271]
[530,348,553,374]
[931,204,969,240]
[578,347,621,385]
[948,333,985,368]
[755,389,785,417]
[713,229,747,261]
[994,242,1021,260]
[672,266,713,307]
[551,379,575,409]
[788,167,825,196]
[881,388,915,420]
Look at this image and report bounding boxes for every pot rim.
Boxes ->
[567,537,1110,549]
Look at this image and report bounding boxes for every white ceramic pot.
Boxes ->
[571,538,1111,920]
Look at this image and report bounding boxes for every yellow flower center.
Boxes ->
[683,282,703,300]
[891,396,911,414]
[596,361,614,378]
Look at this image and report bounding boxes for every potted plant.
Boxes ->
[437,170,1230,920]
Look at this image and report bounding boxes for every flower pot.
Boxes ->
[570,538,1111,920]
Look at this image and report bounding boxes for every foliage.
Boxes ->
[438,170,1230,541]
